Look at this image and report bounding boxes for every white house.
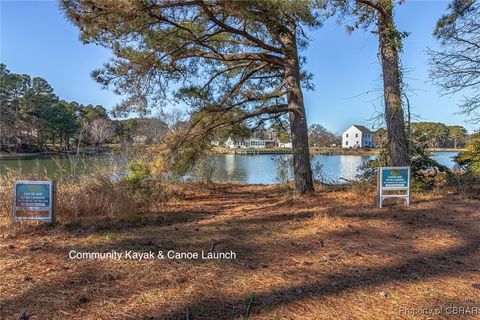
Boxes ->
[278,142,292,148]
[225,137,276,148]
[342,125,374,148]
[210,140,221,146]
[132,134,148,145]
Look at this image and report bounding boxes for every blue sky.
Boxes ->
[1,0,476,133]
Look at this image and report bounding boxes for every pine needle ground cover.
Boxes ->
[1,184,479,319]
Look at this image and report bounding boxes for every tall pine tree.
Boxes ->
[61,0,326,194]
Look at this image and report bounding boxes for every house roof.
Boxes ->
[351,125,372,134]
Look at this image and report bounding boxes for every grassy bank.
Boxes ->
[2,146,463,160]
[1,182,479,319]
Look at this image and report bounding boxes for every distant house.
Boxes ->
[225,137,276,148]
[210,140,220,146]
[278,142,292,148]
[342,125,374,148]
[132,134,148,145]
[225,137,242,148]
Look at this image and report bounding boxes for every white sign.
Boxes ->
[12,180,55,223]
[377,167,410,208]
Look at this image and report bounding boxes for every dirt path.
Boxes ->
[1,184,479,319]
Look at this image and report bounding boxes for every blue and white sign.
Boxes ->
[13,181,55,223]
[378,167,410,208]
[381,168,409,189]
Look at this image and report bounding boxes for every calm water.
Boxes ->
[211,152,458,184]
[0,152,458,184]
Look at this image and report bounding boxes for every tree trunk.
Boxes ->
[378,0,409,166]
[288,103,313,194]
[282,32,314,194]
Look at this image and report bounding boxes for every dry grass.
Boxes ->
[0,169,138,227]
[0,183,479,319]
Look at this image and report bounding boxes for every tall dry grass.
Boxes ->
[0,164,138,227]
[57,171,138,220]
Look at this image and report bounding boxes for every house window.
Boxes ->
[346,141,348,146]
[355,133,358,137]
[346,134,349,138]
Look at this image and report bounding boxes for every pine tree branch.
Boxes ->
[356,0,386,16]
[172,51,285,67]
[196,0,284,54]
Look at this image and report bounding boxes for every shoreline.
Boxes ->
[212,147,379,155]
[211,147,464,156]
[1,147,464,160]
[0,150,102,160]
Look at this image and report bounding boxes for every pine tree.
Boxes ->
[61,0,326,193]
[334,0,409,166]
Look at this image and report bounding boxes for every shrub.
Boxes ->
[273,155,293,184]
[448,171,480,199]
[455,133,480,174]
[358,141,450,191]
[409,141,450,191]
[190,156,216,186]
[59,171,138,219]
[124,160,150,185]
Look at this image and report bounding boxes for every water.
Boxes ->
[0,151,458,185]
[212,154,376,184]
[0,155,112,178]
[431,151,458,168]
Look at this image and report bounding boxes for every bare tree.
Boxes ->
[88,118,116,148]
[429,0,480,123]
[137,117,168,143]
[308,124,339,147]
[159,108,187,133]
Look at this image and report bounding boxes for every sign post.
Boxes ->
[377,167,410,208]
[12,181,55,223]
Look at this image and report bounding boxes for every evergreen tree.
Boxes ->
[0,64,109,151]
[60,0,327,193]
[334,0,409,166]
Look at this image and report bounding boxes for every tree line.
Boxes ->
[374,123,469,149]
[0,64,179,152]
[1,63,471,155]
[1,64,110,151]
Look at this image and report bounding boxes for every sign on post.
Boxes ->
[377,167,410,208]
[12,181,55,223]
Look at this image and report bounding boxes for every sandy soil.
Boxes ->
[1,184,479,319]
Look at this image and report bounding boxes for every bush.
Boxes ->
[190,156,216,186]
[448,171,480,199]
[124,160,150,186]
[273,155,293,184]
[455,133,480,174]
[409,142,450,191]
[123,136,217,202]
[122,160,154,204]
[358,141,450,191]
[60,171,138,219]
